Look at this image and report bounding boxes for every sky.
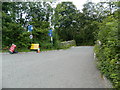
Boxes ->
[52,0,102,11]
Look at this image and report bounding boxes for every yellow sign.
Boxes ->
[30,44,39,50]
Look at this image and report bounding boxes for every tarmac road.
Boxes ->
[2,46,109,88]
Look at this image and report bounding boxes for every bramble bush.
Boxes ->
[94,14,120,88]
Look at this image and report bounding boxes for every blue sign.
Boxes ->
[28,25,33,32]
[48,33,52,37]
[49,29,52,34]
[48,29,52,37]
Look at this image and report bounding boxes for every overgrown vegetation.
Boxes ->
[94,4,120,88]
[2,2,59,50]
[2,1,117,50]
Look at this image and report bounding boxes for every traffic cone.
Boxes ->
[37,48,40,53]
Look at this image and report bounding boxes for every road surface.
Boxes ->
[2,46,109,88]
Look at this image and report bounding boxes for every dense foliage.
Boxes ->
[2,1,117,48]
[52,2,116,45]
[94,7,120,88]
[2,2,58,50]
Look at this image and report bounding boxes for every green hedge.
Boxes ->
[94,15,120,88]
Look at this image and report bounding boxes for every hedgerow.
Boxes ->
[94,14,120,88]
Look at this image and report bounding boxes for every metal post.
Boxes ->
[50,36,53,49]
[31,32,32,44]
[51,37,53,42]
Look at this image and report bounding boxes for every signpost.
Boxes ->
[28,25,40,53]
[28,25,33,43]
[28,25,33,32]
[48,29,53,44]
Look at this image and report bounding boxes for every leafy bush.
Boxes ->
[17,32,31,48]
[94,15,120,88]
[2,22,24,48]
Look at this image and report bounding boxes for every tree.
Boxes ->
[2,2,54,49]
[52,2,78,41]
